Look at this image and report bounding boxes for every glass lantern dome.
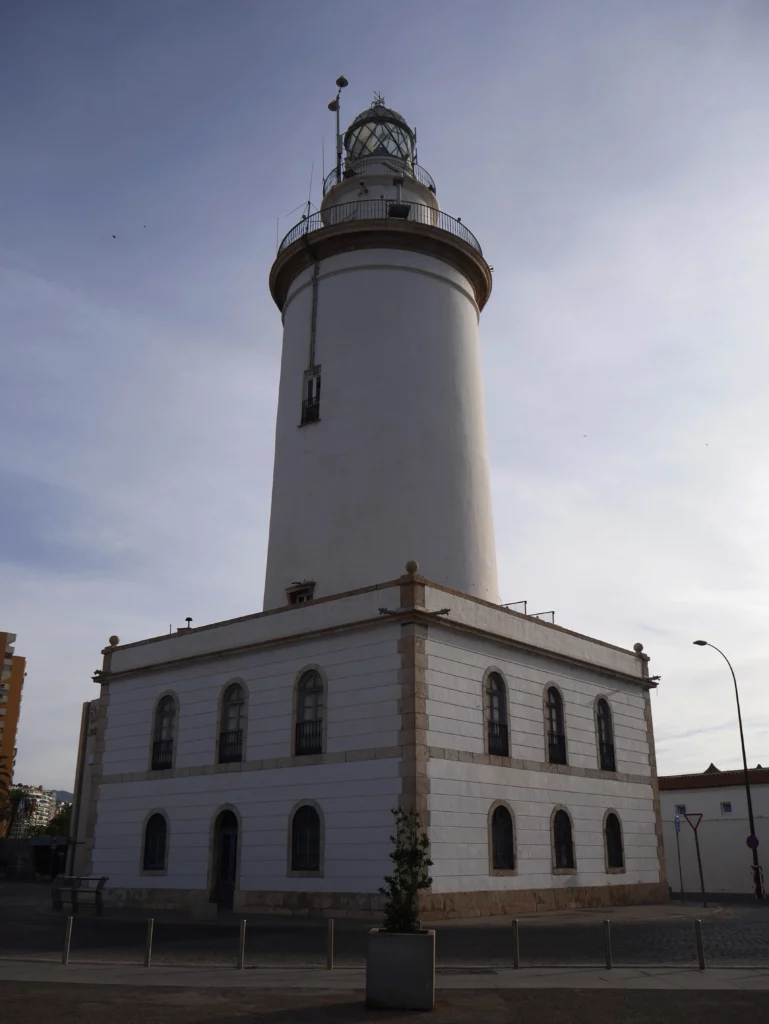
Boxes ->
[344,100,415,166]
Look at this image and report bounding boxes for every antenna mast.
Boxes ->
[328,75,349,182]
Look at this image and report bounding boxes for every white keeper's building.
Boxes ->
[69,96,668,917]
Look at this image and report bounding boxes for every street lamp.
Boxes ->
[693,640,764,898]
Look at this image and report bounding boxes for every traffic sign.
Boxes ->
[684,813,703,832]
[747,835,760,850]
[675,816,681,835]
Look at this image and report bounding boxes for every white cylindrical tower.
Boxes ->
[263,98,498,609]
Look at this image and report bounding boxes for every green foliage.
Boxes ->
[378,808,433,933]
[30,803,71,838]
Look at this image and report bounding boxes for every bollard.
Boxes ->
[144,918,154,968]
[62,915,73,965]
[603,920,612,970]
[237,919,247,970]
[695,918,706,971]
[326,918,334,971]
[512,919,520,969]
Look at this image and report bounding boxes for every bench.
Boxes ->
[51,875,108,915]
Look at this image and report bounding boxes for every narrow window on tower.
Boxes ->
[301,368,321,425]
[286,580,316,605]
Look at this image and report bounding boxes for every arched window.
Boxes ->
[546,687,566,765]
[596,699,616,772]
[219,682,245,763]
[553,809,574,869]
[491,805,515,870]
[605,812,624,869]
[295,670,324,756]
[486,672,509,756]
[152,695,176,770]
[143,813,167,871]
[291,804,321,872]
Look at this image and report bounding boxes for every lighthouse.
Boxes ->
[263,95,499,609]
[78,86,666,920]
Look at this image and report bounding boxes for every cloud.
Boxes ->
[2,0,769,788]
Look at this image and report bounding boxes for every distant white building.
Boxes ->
[660,765,768,897]
[10,785,57,835]
[70,96,666,918]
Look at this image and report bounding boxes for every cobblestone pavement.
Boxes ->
[4,983,769,1024]
[2,883,769,968]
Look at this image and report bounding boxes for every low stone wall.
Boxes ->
[420,881,670,920]
[236,889,386,918]
[103,887,201,911]
[103,882,668,918]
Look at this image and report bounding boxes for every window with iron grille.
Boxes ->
[491,805,515,870]
[605,812,624,869]
[295,670,323,755]
[596,698,616,772]
[546,687,566,765]
[152,695,176,770]
[219,682,245,763]
[553,809,574,869]
[301,371,321,425]
[143,813,167,871]
[291,804,321,871]
[486,672,509,756]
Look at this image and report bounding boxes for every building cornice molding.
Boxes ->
[269,220,492,312]
[98,740,653,789]
[100,744,402,786]
[426,745,653,788]
[99,600,652,690]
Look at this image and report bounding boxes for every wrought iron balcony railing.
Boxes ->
[548,731,567,766]
[277,200,482,256]
[151,738,173,771]
[599,740,616,772]
[296,719,323,756]
[488,721,509,757]
[301,397,320,424]
[554,838,574,869]
[219,729,243,764]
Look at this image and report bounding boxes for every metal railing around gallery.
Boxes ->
[277,200,482,256]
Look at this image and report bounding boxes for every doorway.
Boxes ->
[212,810,238,910]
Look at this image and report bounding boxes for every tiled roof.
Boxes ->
[659,767,769,791]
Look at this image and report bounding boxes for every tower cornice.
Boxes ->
[269,219,492,313]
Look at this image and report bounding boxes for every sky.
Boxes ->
[2,0,769,790]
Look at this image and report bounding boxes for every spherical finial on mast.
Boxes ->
[329,76,349,177]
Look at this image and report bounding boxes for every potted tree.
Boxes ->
[366,808,435,1011]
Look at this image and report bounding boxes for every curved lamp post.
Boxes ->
[693,640,764,898]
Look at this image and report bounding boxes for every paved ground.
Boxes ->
[3,882,769,968]
[3,981,769,1024]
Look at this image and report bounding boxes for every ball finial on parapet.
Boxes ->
[405,560,419,575]
[109,635,120,647]
[633,642,644,653]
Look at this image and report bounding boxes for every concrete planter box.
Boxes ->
[365,928,435,1011]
